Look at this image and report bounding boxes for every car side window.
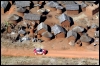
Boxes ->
[40,49,42,52]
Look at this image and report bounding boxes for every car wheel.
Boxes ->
[43,53,45,55]
[35,53,37,55]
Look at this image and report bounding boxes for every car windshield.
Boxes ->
[36,48,42,52]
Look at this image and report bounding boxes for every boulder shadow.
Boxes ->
[4,2,11,13]
[62,7,66,13]
[82,28,87,33]
[79,5,82,13]
[42,11,49,15]
[34,23,38,29]
[40,1,46,8]
[40,15,47,22]
[16,16,23,23]
[96,27,99,31]
[24,9,29,13]
[90,38,95,44]
[94,1,99,4]
[1,28,6,33]
[12,1,15,4]
[69,17,74,26]
[15,34,20,42]
[62,27,67,37]
[30,1,34,9]
[51,35,55,40]
[47,25,51,32]
[75,33,81,42]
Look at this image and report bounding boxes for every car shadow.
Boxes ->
[45,50,48,55]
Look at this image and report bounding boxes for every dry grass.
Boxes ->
[1,56,99,65]
[1,37,44,49]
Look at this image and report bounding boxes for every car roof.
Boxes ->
[36,48,42,50]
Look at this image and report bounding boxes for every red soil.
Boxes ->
[1,47,99,59]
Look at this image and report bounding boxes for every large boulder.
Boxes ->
[8,14,20,21]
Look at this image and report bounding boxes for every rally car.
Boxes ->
[33,48,47,55]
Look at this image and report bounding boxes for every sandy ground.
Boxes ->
[1,47,99,59]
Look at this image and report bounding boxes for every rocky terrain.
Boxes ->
[1,1,99,65]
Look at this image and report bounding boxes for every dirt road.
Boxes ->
[1,47,99,59]
[46,50,99,59]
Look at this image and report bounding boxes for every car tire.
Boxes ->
[35,53,37,55]
[43,53,45,55]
